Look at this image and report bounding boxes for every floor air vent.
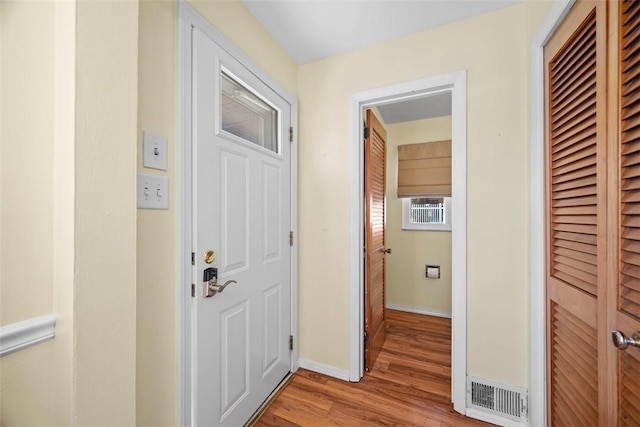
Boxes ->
[467,376,528,423]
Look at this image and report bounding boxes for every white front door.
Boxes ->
[192,27,292,426]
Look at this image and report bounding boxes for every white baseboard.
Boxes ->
[298,359,350,382]
[386,304,452,319]
[0,315,56,356]
[465,408,526,427]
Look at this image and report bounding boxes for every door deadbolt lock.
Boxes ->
[204,250,216,264]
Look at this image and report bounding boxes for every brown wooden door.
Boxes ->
[545,1,606,425]
[364,109,387,372]
[545,0,640,424]
[614,0,640,424]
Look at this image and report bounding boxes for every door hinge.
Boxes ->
[289,231,293,247]
[191,252,195,266]
[289,126,293,143]
[363,332,368,345]
[289,335,293,351]
[363,126,370,140]
[191,284,195,298]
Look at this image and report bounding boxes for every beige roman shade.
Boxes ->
[397,140,451,197]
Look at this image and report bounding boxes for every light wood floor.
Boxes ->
[254,310,491,426]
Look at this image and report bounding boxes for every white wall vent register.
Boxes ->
[467,375,528,424]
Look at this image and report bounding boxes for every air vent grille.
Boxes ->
[467,376,528,423]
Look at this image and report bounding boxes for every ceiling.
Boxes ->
[242,0,520,123]
[242,0,522,65]
[377,92,452,124]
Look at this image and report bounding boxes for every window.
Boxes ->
[402,197,452,231]
[220,71,279,153]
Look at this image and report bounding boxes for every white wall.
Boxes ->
[386,116,452,315]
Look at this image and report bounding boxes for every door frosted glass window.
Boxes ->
[221,71,279,153]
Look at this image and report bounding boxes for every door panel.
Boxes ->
[545,1,605,424]
[221,301,249,416]
[546,0,640,424]
[550,301,598,426]
[262,164,282,262]
[192,26,291,426]
[263,284,282,374]
[618,0,640,424]
[221,149,249,273]
[364,109,387,372]
[620,350,640,425]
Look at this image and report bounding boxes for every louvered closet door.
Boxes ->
[364,109,387,372]
[616,0,640,424]
[544,1,608,425]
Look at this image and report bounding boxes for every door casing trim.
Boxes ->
[348,70,467,414]
[529,1,576,426]
[177,3,299,425]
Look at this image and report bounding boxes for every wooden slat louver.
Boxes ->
[550,11,599,297]
[621,352,640,426]
[550,302,599,427]
[548,1,640,423]
[370,129,386,332]
[364,110,387,371]
[620,0,640,320]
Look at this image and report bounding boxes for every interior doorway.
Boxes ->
[363,97,453,376]
[349,70,467,413]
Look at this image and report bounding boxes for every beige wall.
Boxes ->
[0,0,553,423]
[135,1,298,424]
[51,1,76,423]
[74,1,139,424]
[136,1,177,425]
[0,2,57,423]
[1,1,139,425]
[0,0,54,328]
[187,0,298,97]
[386,116,452,315]
[298,1,552,386]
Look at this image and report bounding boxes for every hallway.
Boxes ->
[254,310,491,426]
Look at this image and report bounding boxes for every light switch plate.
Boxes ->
[137,174,169,210]
[143,131,168,171]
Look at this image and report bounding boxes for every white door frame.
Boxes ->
[529,1,576,426]
[177,3,299,425]
[348,70,467,413]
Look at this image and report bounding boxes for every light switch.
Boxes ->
[137,174,169,210]
[143,131,168,171]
